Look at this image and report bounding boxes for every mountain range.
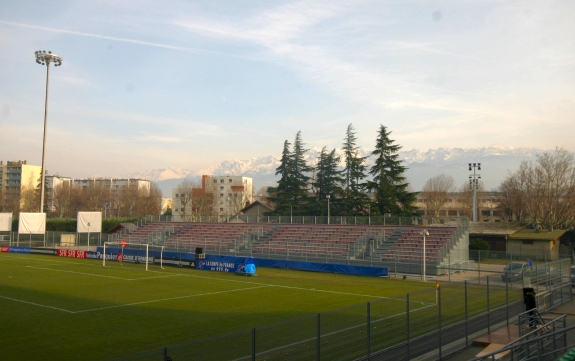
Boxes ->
[120,146,547,198]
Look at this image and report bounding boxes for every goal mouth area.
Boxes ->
[102,242,164,271]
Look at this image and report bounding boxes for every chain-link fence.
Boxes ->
[113,278,573,361]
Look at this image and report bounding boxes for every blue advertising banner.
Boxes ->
[205,255,387,277]
[9,246,30,254]
[195,259,245,273]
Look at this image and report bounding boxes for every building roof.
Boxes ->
[469,222,527,236]
[106,223,138,234]
[508,228,568,241]
[239,200,274,214]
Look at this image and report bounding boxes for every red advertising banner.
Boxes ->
[57,249,87,259]
[1,246,8,252]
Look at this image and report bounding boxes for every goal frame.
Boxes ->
[103,242,164,271]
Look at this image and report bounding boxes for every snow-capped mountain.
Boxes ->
[122,146,549,197]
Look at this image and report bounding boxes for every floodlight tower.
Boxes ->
[468,163,481,222]
[35,50,63,213]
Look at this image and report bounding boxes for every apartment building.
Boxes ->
[172,175,253,221]
[0,160,42,211]
[415,191,502,222]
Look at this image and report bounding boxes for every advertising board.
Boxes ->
[195,260,244,273]
[57,249,87,258]
[8,246,30,254]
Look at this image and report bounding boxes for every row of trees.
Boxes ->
[267,124,417,216]
[0,180,163,218]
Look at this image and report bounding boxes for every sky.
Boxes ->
[0,0,574,179]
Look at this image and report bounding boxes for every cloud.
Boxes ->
[138,135,184,143]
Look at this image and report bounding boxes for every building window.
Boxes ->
[522,240,534,245]
[175,194,179,197]
[213,179,217,183]
[220,208,224,212]
[220,186,224,190]
[229,179,232,183]
[220,193,224,197]
[220,179,224,183]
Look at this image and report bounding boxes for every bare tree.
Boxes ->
[421,174,455,217]
[227,179,253,215]
[497,172,526,222]
[500,148,575,230]
[20,178,38,212]
[174,179,195,221]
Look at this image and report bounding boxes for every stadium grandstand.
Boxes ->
[107,218,470,276]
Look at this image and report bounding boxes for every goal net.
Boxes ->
[102,242,164,271]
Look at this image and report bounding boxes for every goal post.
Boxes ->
[103,242,164,271]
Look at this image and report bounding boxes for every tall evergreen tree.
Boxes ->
[291,131,312,200]
[368,124,417,215]
[312,147,345,215]
[267,140,293,215]
[341,124,369,215]
[267,132,312,215]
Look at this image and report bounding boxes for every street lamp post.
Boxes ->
[326,195,330,225]
[468,163,481,222]
[420,230,429,281]
[35,50,62,214]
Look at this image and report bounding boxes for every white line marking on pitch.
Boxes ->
[3,254,433,305]
[174,272,433,305]
[0,295,75,313]
[25,266,181,281]
[74,285,270,313]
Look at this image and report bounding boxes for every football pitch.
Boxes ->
[0,252,507,360]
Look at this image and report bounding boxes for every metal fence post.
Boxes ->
[163,347,168,361]
[478,250,481,285]
[438,286,442,360]
[406,293,410,361]
[317,313,321,361]
[465,281,468,346]
[487,276,490,334]
[367,302,371,358]
[252,328,256,361]
[506,278,509,327]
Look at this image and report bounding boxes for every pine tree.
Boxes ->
[312,147,345,215]
[291,131,312,202]
[267,132,312,215]
[341,124,369,215]
[368,124,417,215]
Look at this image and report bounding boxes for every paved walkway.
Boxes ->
[441,291,575,361]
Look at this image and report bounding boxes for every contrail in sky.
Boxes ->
[0,20,277,63]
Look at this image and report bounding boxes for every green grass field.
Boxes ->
[0,252,517,360]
